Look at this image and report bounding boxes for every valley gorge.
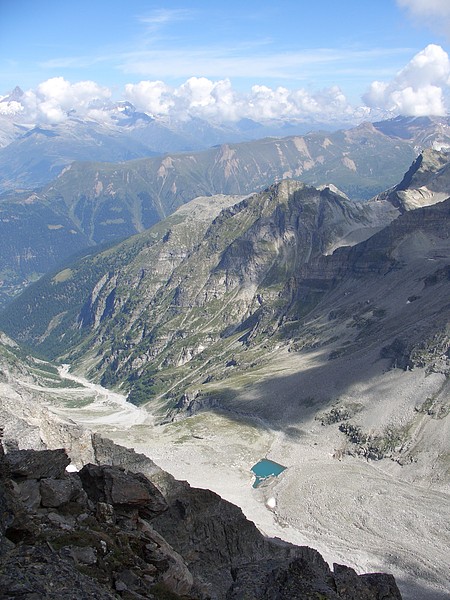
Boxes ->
[0,138,449,598]
[0,335,407,600]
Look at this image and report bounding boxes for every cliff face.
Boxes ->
[0,179,399,405]
[0,430,403,600]
[290,197,450,374]
[377,148,450,211]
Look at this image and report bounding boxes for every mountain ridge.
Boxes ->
[0,152,449,598]
[0,120,420,308]
[2,153,448,459]
[0,180,399,384]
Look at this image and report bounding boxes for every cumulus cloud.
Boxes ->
[21,77,112,124]
[125,77,357,123]
[363,44,450,116]
[124,80,174,116]
[178,78,239,120]
[3,46,449,127]
[3,75,358,126]
[0,100,24,116]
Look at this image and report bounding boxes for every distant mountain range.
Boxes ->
[0,86,360,193]
[0,119,419,308]
[1,85,450,194]
[1,102,450,308]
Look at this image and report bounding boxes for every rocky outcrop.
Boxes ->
[0,431,403,600]
[5,448,69,479]
[78,462,167,517]
[378,148,450,211]
[0,440,197,599]
[271,194,447,363]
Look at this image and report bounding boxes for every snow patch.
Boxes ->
[266,497,277,509]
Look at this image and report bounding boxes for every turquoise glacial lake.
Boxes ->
[251,459,286,488]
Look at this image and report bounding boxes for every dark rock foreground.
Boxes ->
[0,430,402,599]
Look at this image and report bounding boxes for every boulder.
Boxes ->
[69,545,97,566]
[79,464,167,516]
[46,512,74,530]
[40,478,74,508]
[333,563,402,600]
[17,479,41,510]
[5,449,70,479]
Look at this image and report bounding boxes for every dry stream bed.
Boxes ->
[21,362,450,600]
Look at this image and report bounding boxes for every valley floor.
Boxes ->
[22,360,449,600]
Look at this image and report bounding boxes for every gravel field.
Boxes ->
[36,354,450,600]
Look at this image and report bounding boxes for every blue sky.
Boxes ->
[1,0,450,123]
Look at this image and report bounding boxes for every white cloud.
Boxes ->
[21,77,112,124]
[363,44,450,116]
[397,0,450,18]
[3,46,449,128]
[0,100,23,116]
[2,75,358,127]
[125,77,246,121]
[397,1,450,37]
[124,77,357,123]
[124,80,174,116]
[174,77,240,121]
